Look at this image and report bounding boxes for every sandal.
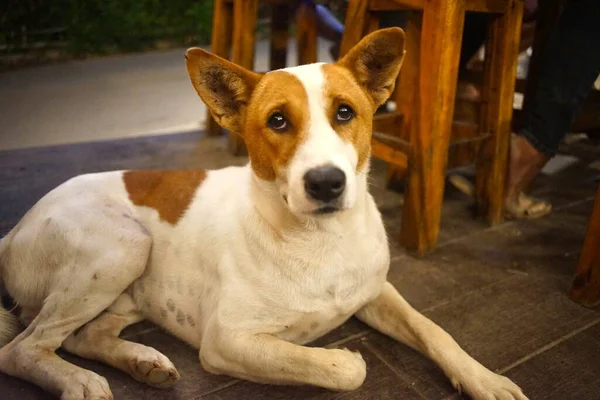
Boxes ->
[448,175,552,220]
[504,193,552,220]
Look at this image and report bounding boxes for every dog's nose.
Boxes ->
[304,166,346,202]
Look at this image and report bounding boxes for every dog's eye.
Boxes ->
[267,113,288,132]
[336,104,354,122]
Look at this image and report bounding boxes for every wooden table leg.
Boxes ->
[271,4,289,70]
[229,0,258,156]
[400,0,466,255]
[206,0,233,136]
[570,184,600,308]
[475,0,523,225]
[296,1,318,65]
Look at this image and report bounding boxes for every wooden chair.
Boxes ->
[340,0,524,254]
[208,0,318,156]
[570,183,600,308]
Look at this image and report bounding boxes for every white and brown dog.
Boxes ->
[0,28,526,400]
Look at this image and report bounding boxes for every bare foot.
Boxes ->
[505,134,552,219]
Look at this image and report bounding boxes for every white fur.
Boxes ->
[0,64,527,400]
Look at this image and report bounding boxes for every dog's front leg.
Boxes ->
[200,328,366,391]
[355,282,528,400]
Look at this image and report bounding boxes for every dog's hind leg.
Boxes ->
[0,220,151,400]
[62,293,180,388]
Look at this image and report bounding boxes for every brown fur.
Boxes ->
[184,27,405,180]
[123,170,207,224]
[337,28,406,107]
[186,48,312,181]
[185,49,262,134]
[242,71,310,181]
[322,64,374,172]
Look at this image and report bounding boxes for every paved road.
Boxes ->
[0,39,334,150]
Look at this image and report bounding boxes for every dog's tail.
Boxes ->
[0,234,20,348]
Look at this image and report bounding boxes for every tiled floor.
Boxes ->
[0,132,599,400]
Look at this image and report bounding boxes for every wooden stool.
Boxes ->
[340,0,524,254]
[570,183,600,308]
[208,0,318,156]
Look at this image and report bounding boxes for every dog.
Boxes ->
[0,28,527,400]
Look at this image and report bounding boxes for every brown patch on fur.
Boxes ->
[242,71,310,180]
[322,64,374,171]
[321,28,405,171]
[123,170,206,225]
[185,48,310,181]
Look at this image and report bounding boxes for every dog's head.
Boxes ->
[186,28,405,217]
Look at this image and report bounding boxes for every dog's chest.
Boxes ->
[268,230,389,344]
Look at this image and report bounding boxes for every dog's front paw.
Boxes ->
[326,348,367,391]
[128,347,180,388]
[451,366,528,400]
[61,370,112,400]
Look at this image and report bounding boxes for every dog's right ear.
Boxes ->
[185,48,262,134]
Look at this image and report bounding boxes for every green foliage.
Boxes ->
[1,0,214,55]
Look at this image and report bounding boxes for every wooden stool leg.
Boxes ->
[400,1,466,255]
[270,4,289,70]
[296,2,318,65]
[475,0,523,225]
[229,0,258,156]
[339,0,369,57]
[387,11,421,189]
[570,185,600,308]
[206,0,233,136]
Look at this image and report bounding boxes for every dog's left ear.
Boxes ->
[185,48,262,134]
[338,28,406,108]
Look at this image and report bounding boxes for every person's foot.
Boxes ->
[456,81,481,102]
[448,134,551,219]
[504,134,552,219]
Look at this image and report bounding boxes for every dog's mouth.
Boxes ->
[281,195,341,216]
[313,206,340,215]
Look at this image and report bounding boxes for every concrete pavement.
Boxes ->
[0,39,334,150]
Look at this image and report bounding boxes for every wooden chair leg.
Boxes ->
[206,0,233,136]
[475,0,523,225]
[296,2,318,65]
[229,0,258,156]
[570,184,600,308]
[400,0,466,255]
[339,0,369,57]
[270,4,289,70]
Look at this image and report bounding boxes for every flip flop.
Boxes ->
[504,193,552,220]
[448,175,552,220]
